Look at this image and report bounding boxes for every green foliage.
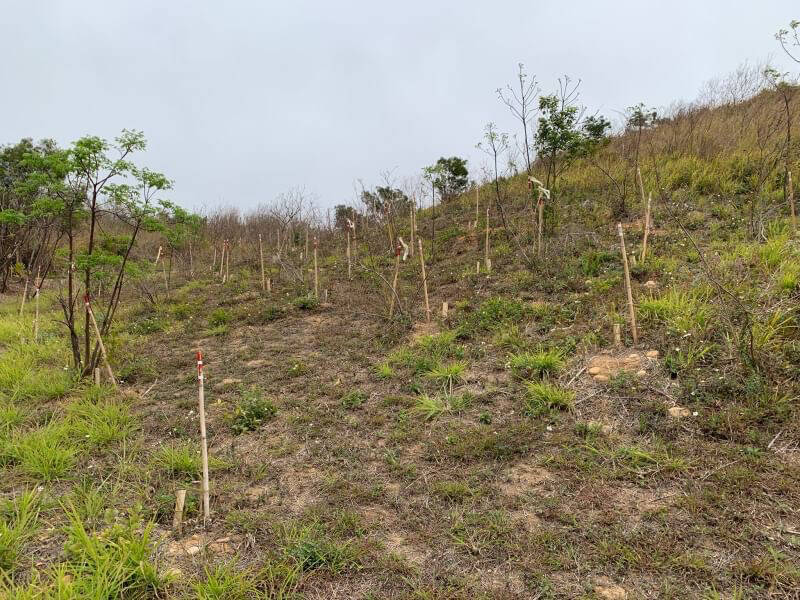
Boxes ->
[508,349,564,379]
[68,399,137,448]
[154,442,202,480]
[292,294,319,310]
[7,422,78,481]
[426,361,466,394]
[193,563,257,600]
[209,308,231,328]
[424,156,469,201]
[0,490,40,573]
[524,382,575,415]
[638,287,713,334]
[280,521,357,574]
[580,249,617,276]
[230,387,277,434]
[340,390,367,410]
[458,296,529,338]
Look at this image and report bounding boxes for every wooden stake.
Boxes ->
[389,244,401,318]
[94,367,101,385]
[267,277,272,293]
[617,223,638,345]
[313,237,319,298]
[196,351,211,526]
[33,267,40,342]
[789,170,797,232]
[218,242,225,280]
[640,192,652,263]
[537,193,544,259]
[636,166,646,209]
[212,246,217,271]
[172,489,186,534]
[409,201,415,257]
[442,301,449,319]
[162,258,169,296]
[85,296,117,388]
[259,234,266,292]
[476,261,480,274]
[418,239,431,323]
[346,230,352,281]
[475,187,480,230]
[154,245,162,265]
[484,205,490,270]
[19,273,29,316]
[188,241,194,277]
[613,323,622,346]
[225,241,230,283]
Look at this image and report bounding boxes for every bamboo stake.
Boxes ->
[305,228,309,275]
[212,246,217,271]
[484,205,490,270]
[19,273,29,316]
[389,244,401,318]
[313,237,319,298]
[475,186,480,230]
[196,351,211,526]
[172,489,186,534]
[84,296,117,388]
[154,245,162,265]
[225,241,230,282]
[218,242,225,280]
[409,201,415,257]
[537,192,544,259]
[613,323,622,346]
[267,278,272,293]
[640,192,652,262]
[636,166,646,208]
[33,274,40,342]
[259,234,266,292]
[789,170,797,232]
[162,257,169,296]
[94,367,101,385]
[346,230,352,281]
[476,261,480,274]
[617,224,638,345]
[418,239,431,323]
[442,301,449,319]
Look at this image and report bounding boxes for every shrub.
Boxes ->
[230,387,277,434]
[209,308,231,327]
[293,295,319,310]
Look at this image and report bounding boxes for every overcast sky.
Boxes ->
[1,1,797,213]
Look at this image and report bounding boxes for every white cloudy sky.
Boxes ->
[1,1,797,212]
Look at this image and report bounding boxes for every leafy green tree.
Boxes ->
[0,138,64,291]
[424,157,469,202]
[535,79,610,189]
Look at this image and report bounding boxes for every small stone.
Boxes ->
[646,350,660,359]
[593,374,610,383]
[594,582,628,600]
[185,545,202,556]
[588,366,602,375]
[643,280,658,290]
[246,359,265,368]
[627,353,639,360]
[667,406,691,418]
[636,369,647,377]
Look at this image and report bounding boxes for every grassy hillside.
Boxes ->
[1,76,800,598]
